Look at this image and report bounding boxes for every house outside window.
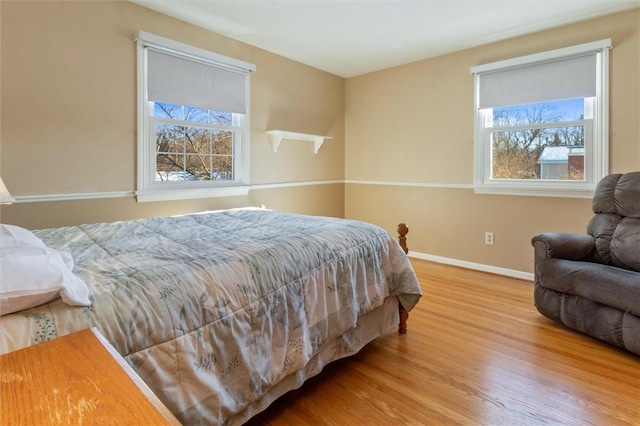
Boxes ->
[471,39,611,198]
[136,32,256,202]
[538,145,585,180]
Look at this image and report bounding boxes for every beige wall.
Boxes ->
[1,3,638,274]
[0,1,345,228]
[345,9,640,274]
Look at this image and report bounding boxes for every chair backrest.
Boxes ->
[587,172,640,272]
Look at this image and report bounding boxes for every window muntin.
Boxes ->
[136,32,255,202]
[471,39,610,198]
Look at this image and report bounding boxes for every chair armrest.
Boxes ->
[531,233,595,261]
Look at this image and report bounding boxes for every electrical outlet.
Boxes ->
[485,232,494,245]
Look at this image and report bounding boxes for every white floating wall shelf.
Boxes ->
[266,130,333,154]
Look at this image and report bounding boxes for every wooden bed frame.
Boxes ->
[397,223,410,334]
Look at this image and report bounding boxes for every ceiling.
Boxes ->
[130,0,639,78]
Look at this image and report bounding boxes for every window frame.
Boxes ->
[471,39,611,198]
[136,31,255,202]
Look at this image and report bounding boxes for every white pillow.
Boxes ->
[1,224,46,249]
[0,246,91,316]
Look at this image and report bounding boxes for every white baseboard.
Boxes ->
[408,251,534,281]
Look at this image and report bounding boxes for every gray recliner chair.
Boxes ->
[532,171,640,355]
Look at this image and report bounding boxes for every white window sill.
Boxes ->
[136,186,250,202]
[473,183,595,199]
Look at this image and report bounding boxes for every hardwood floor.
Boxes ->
[247,259,640,426]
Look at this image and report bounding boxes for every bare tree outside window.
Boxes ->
[154,103,234,182]
[490,99,585,180]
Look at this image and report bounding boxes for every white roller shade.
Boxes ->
[147,48,248,114]
[477,53,597,109]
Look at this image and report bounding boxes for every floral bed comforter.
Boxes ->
[0,209,421,425]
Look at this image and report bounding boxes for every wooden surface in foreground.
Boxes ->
[248,259,640,426]
[0,328,179,425]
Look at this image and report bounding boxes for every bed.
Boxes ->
[0,208,422,425]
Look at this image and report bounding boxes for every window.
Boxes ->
[471,39,611,198]
[136,32,256,202]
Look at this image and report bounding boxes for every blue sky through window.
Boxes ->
[493,98,584,123]
[153,102,232,125]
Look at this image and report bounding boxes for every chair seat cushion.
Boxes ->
[538,258,640,316]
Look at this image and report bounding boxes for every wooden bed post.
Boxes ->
[397,223,409,255]
[397,223,410,334]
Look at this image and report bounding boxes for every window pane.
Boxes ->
[156,124,184,153]
[212,156,233,181]
[154,102,183,120]
[210,110,232,126]
[186,154,211,181]
[212,130,233,155]
[184,106,209,123]
[156,154,185,181]
[493,98,584,126]
[491,124,585,181]
[185,127,211,154]
[153,102,232,126]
